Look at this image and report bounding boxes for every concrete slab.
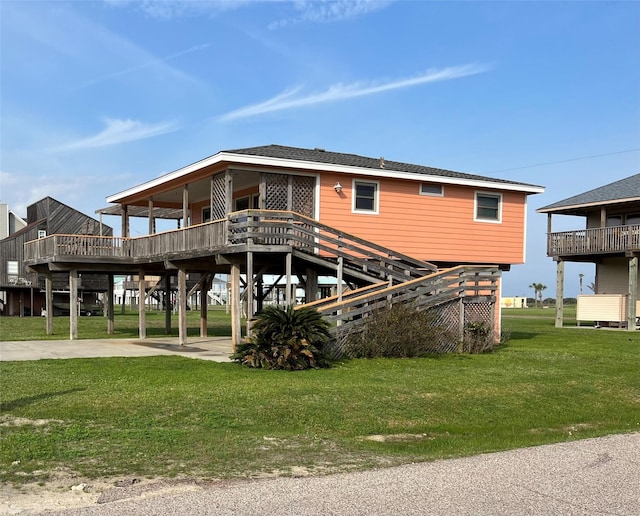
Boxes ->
[0,337,234,362]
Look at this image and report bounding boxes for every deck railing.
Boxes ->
[547,224,640,257]
[24,211,435,283]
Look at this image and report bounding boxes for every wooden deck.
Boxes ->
[547,224,640,258]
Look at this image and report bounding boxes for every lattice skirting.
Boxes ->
[327,298,495,358]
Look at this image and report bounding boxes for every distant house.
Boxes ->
[23,145,544,348]
[0,203,27,240]
[0,197,112,317]
[537,174,640,330]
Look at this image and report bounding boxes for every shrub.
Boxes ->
[343,303,455,358]
[462,321,494,353]
[231,304,331,370]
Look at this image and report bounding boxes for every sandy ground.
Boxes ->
[0,475,208,515]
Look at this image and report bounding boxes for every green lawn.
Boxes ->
[0,309,638,486]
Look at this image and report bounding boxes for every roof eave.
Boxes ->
[107,151,544,204]
[537,196,640,214]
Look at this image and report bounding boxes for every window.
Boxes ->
[235,197,250,211]
[626,214,640,225]
[420,183,444,196]
[475,192,502,222]
[606,216,622,227]
[7,261,18,277]
[252,194,260,209]
[353,180,379,214]
[202,207,211,223]
[37,230,47,239]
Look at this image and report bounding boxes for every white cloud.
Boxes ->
[219,64,491,121]
[270,0,392,29]
[50,118,179,152]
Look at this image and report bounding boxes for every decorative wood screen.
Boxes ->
[265,173,315,218]
[210,172,227,221]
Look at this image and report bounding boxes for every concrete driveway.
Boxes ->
[0,337,234,362]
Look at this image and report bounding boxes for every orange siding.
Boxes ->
[319,173,527,265]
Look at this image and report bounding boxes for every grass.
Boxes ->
[0,307,238,341]
[0,308,638,486]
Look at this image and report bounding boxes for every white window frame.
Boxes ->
[352,179,379,215]
[37,229,47,239]
[202,207,211,223]
[7,261,19,277]
[474,191,502,223]
[419,183,444,197]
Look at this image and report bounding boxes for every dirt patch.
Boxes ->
[0,415,63,427]
[360,433,434,443]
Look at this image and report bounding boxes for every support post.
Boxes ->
[45,271,53,335]
[178,268,187,345]
[107,273,114,335]
[69,269,78,340]
[200,274,211,338]
[285,253,293,305]
[165,274,172,334]
[138,271,146,339]
[305,268,318,303]
[246,251,254,334]
[231,263,242,347]
[628,256,638,331]
[555,259,564,328]
[148,198,155,235]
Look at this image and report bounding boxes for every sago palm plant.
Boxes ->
[232,304,331,370]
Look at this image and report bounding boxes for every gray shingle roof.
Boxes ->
[224,144,542,189]
[537,173,640,213]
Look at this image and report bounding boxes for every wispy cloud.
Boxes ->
[50,118,178,152]
[270,0,392,29]
[219,64,491,122]
[76,43,210,90]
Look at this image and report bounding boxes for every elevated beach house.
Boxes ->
[24,145,544,350]
[538,173,640,330]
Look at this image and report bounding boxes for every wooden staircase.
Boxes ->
[229,211,499,353]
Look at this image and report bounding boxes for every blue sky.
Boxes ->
[1,0,639,298]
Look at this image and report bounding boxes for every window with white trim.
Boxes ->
[202,207,211,223]
[420,183,444,196]
[352,180,379,214]
[7,261,19,277]
[475,192,502,222]
[37,230,47,239]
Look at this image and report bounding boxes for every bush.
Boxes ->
[462,321,494,353]
[343,303,455,358]
[231,304,331,370]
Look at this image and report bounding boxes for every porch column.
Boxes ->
[138,271,146,339]
[148,198,155,235]
[555,259,564,328]
[182,184,190,227]
[45,271,53,335]
[178,268,187,345]
[121,205,129,237]
[628,256,638,331]
[69,269,79,340]
[107,273,114,334]
[230,263,242,347]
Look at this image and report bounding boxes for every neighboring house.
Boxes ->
[23,145,544,348]
[537,174,640,330]
[0,197,112,316]
[0,203,27,240]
